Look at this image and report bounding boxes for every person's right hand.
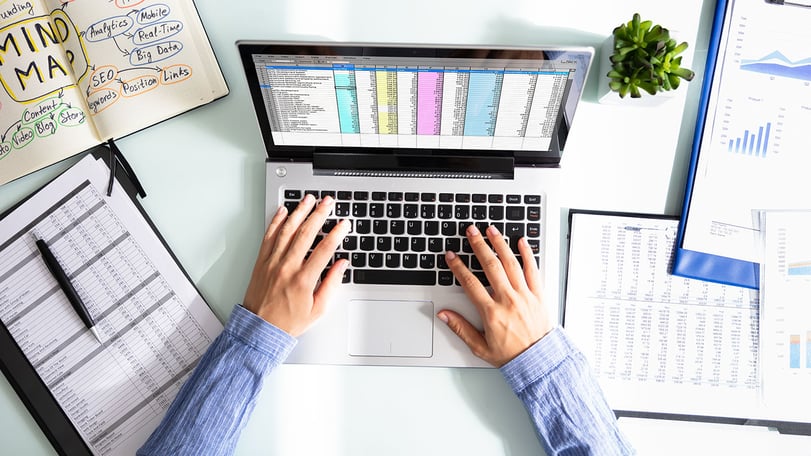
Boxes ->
[437,225,553,367]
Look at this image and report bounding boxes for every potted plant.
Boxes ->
[600,13,695,104]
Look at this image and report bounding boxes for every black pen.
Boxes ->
[35,237,103,344]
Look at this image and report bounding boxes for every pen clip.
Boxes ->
[105,139,147,199]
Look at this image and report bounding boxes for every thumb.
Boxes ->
[438,310,489,361]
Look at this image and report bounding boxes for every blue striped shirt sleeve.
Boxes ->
[500,327,635,456]
[137,304,296,456]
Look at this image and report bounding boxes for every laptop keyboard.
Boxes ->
[284,189,542,286]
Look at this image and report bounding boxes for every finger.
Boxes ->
[437,310,490,362]
[518,237,542,295]
[466,225,511,296]
[257,205,288,262]
[285,196,336,261]
[446,250,492,313]
[303,218,351,283]
[312,259,349,317]
[269,194,317,264]
[485,225,528,292]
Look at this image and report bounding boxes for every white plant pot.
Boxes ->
[597,36,682,107]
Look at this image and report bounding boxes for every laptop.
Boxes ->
[237,41,593,367]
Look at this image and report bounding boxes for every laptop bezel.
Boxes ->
[237,40,593,167]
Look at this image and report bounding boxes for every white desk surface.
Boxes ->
[2,0,810,454]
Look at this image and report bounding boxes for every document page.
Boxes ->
[760,211,811,422]
[564,213,761,419]
[682,0,811,263]
[0,156,222,455]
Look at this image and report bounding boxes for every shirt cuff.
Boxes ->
[499,326,580,394]
[225,304,298,362]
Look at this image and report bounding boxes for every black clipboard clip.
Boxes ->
[105,139,146,199]
[765,0,811,8]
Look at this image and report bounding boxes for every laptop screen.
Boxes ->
[238,42,592,165]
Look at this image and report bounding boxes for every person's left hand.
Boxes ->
[243,194,351,337]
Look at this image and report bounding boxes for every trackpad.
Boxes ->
[348,300,434,358]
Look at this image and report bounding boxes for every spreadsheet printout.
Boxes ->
[0,156,223,455]
[760,210,811,422]
[564,213,762,419]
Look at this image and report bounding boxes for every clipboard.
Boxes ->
[672,0,760,289]
[564,209,811,435]
[0,148,222,455]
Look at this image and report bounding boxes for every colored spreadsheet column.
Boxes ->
[464,70,503,136]
[790,334,801,368]
[417,70,443,135]
[376,69,398,134]
[334,67,360,134]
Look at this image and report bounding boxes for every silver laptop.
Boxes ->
[237,41,593,367]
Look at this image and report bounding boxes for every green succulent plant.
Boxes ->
[607,13,695,98]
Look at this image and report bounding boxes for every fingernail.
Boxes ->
[467,225,480,236]
[302,193,314,203]
[446,250,457,260]
[520,237,529,247]
[321,195,334,205]
[487,225,500,236]
[276,205,287,216]
[437,312,449,324]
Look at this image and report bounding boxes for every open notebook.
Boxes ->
[0,0,228,186]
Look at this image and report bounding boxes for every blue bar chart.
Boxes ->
[727,122,771,157]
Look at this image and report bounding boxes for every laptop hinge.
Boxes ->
[312,153,514,179]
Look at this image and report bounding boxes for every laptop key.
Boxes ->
[369,253,384,268]
[439,193,454,202]
[405,192,420,202]
[284,201,298,212]
[352,253,366,268]
[428,238,444,253]
[444,237,461,252]
[394,237,409,252]
[527,223,541,238]
[372,192,387,201]
[488,194,504,204]
[360,236,375,251]
[376,237,392,251]
[441,222,456,237]
[335,202,350,217]
[386,253,401,268]
[455,193,471,203]
[437,254,449,270]
[420,204,436,219]
[390,220,405,235]
[373,220,387,235]
[369,203,385,218]
[355,219,371,234]
[472,206,487,220]
[527,206,541,221]
[506,194,521,204]
[353,270,435,285]
[506,206,525,220]
[421,193,436,202]
[472,194,487,203]
[404,204,419,218]
[337,191,352,200]
[438,271,454,286]
[489,206,504,220]
[352,203,368,218]
[353,191,369,201]
[386,203,402,218]
[342,236,358,251]
[438,204,453,219]
[424,221,439,236]
[402,254,418,268]
[410,238,426,252]
[419,254,435,269]
[284,190,301,199]
[524,195,542,204]
[320,190,335,199]
[388,192,403,201]
[407,220,422,235]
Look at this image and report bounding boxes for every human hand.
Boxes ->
[437,225,553,367]
[243,194,350,337]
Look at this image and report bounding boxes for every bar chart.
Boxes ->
[788,332,811,369]
[726,122,771,157]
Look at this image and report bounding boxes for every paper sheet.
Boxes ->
[760,210,811,422]
[0,155,222,455]
[565,213,762,419]
[682,0,811,263]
